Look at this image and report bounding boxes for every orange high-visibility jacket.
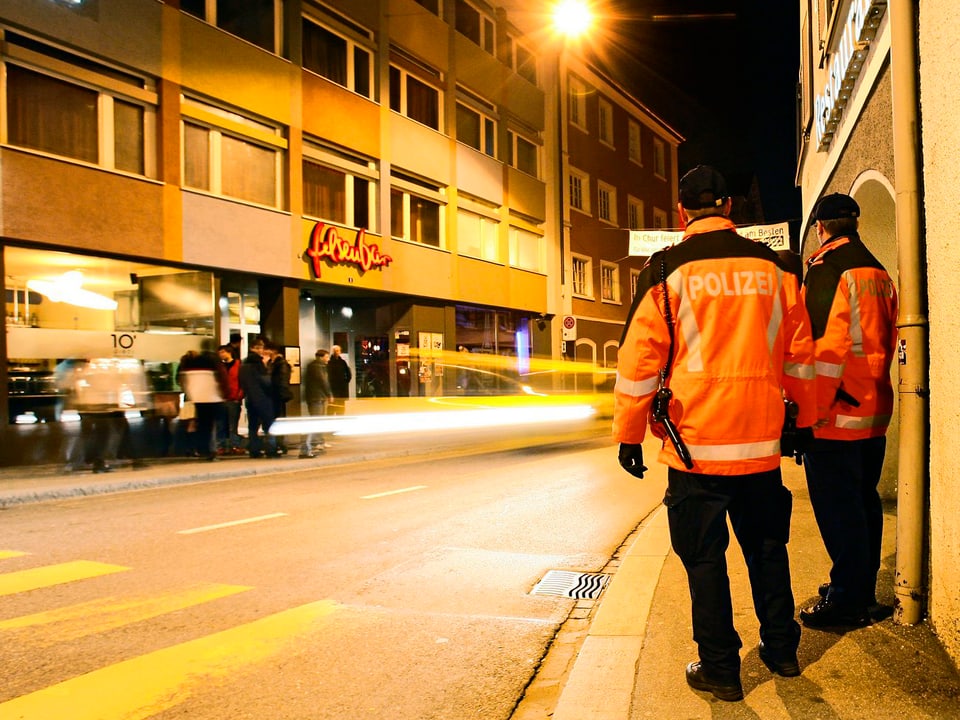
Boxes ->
[613,217,817,476]
[802,234,898,441]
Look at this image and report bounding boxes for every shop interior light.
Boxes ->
[26,271,118,311]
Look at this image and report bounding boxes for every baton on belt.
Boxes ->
[652,387,694,469]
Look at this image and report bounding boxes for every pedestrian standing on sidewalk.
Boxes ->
[613,165,817,701]
[178,343,228,462]
[799,193,899,629]
[238,337,278,458]
[300,349,333,458]
[326,344,351,416]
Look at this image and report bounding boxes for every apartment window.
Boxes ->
[630,268,641,300]
[457,208,499,262]
[507,131,539,177]
[653,207,668,230]
[628,120,642,165]
[569,75,588,131]
[390,174,444,247]
[303,142,377,230]
[653,137,667,178]
[455,0,495,54]
[510,38,537,85]
[598,182,617,224]
[569,168,590,213]
[456,101,496,156]
[598,98,614,146]
[572,254,592,298]
[389,64,441,130]
[628,196,643,229]
[509,227,544,273]
[182,97,285,208]
[601,262,620,303]
[413,0,440,15]
[182,0,279,53]
[3,33,156,177]
[302,17,373,98]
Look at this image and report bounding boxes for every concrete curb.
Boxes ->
[551,506,672,720]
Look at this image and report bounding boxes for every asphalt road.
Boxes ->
[0,433,663,719]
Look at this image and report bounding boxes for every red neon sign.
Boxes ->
[306,223,393,278]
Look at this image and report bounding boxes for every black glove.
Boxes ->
[618,443,648,479]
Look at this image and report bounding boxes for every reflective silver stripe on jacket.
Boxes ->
[845,270,865,355]
[815,360,844,378]
[615,372,659,398]
[686,439,780,462]
[784,361,816,380]
[834,413,892,430]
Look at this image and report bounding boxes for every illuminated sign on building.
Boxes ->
[814,0,887,151]
[306,223,393,278]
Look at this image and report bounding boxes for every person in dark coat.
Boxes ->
[326,344,351,415]
[237,338,277,458]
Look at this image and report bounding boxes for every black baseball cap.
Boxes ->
[679,165,728,210]
[814,193,860,221]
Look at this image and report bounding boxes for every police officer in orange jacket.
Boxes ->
[614,166,817,701]
[799,193,898,628]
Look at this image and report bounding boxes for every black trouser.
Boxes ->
[665,466,799,680]
[803,436,885,608]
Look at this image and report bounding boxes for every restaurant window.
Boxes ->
[302,15,373,98]
[3,32,156,177]
[303,141,377,230]
[389,64,441,131]
[181,0,279,54]
[182,96,286,208]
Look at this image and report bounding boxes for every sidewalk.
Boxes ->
[545,442,960,719]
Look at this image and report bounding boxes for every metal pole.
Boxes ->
[889,0,929,626]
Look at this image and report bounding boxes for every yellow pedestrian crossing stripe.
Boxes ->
[0,550,28,560]
[0,560,129,597]
[0,599,339,719]
[0,583,252,645]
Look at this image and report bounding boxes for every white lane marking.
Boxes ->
[361,485,427,500]
[177,513,289,535]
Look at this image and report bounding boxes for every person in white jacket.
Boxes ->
[178,345,227,461]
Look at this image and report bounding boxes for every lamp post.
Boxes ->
[551,1,592,368]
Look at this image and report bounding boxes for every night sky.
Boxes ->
[594,1,801,225]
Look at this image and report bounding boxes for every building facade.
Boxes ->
[798,0,960,668]
[560,49,682,387]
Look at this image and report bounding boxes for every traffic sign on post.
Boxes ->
[562,315,577,341]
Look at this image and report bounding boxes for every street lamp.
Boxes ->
[553,0,593,38]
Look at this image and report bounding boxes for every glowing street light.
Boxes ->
[552,0,593,39]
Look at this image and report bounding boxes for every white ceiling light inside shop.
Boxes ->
[26,270,118,311]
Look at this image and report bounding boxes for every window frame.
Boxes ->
[455,93,497,157]
[456,205,500,263]
[568,166,590,214]
[653,137,667,178]
[509,226,545,273]
[627,195,644,230]
[180,95,286,209]
[600,260,620,304]
[571,253,593,299]
[568,75,588,132]
[301,13,375,99]
[508,35,537,86]
[630,268,642,301]
[598,181,617,225]
[652,207,668,230]
[2,33,158,178]
[455,0,496,55]
[302,140,379,231]
[507,129,540,178]
[181,0,281,54]
[389,62,443,131]
[598,97,614,147]
[390,172,446,249]
[628,120,642,165]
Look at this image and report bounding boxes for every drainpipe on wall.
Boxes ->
[889,0,929,626]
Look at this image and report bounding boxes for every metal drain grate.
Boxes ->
[531,570,610,600]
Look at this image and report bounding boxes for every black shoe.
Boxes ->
[818,582,831,598]
[800,598,870,628]
[685,662,743,702]
[758,642,801,677]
